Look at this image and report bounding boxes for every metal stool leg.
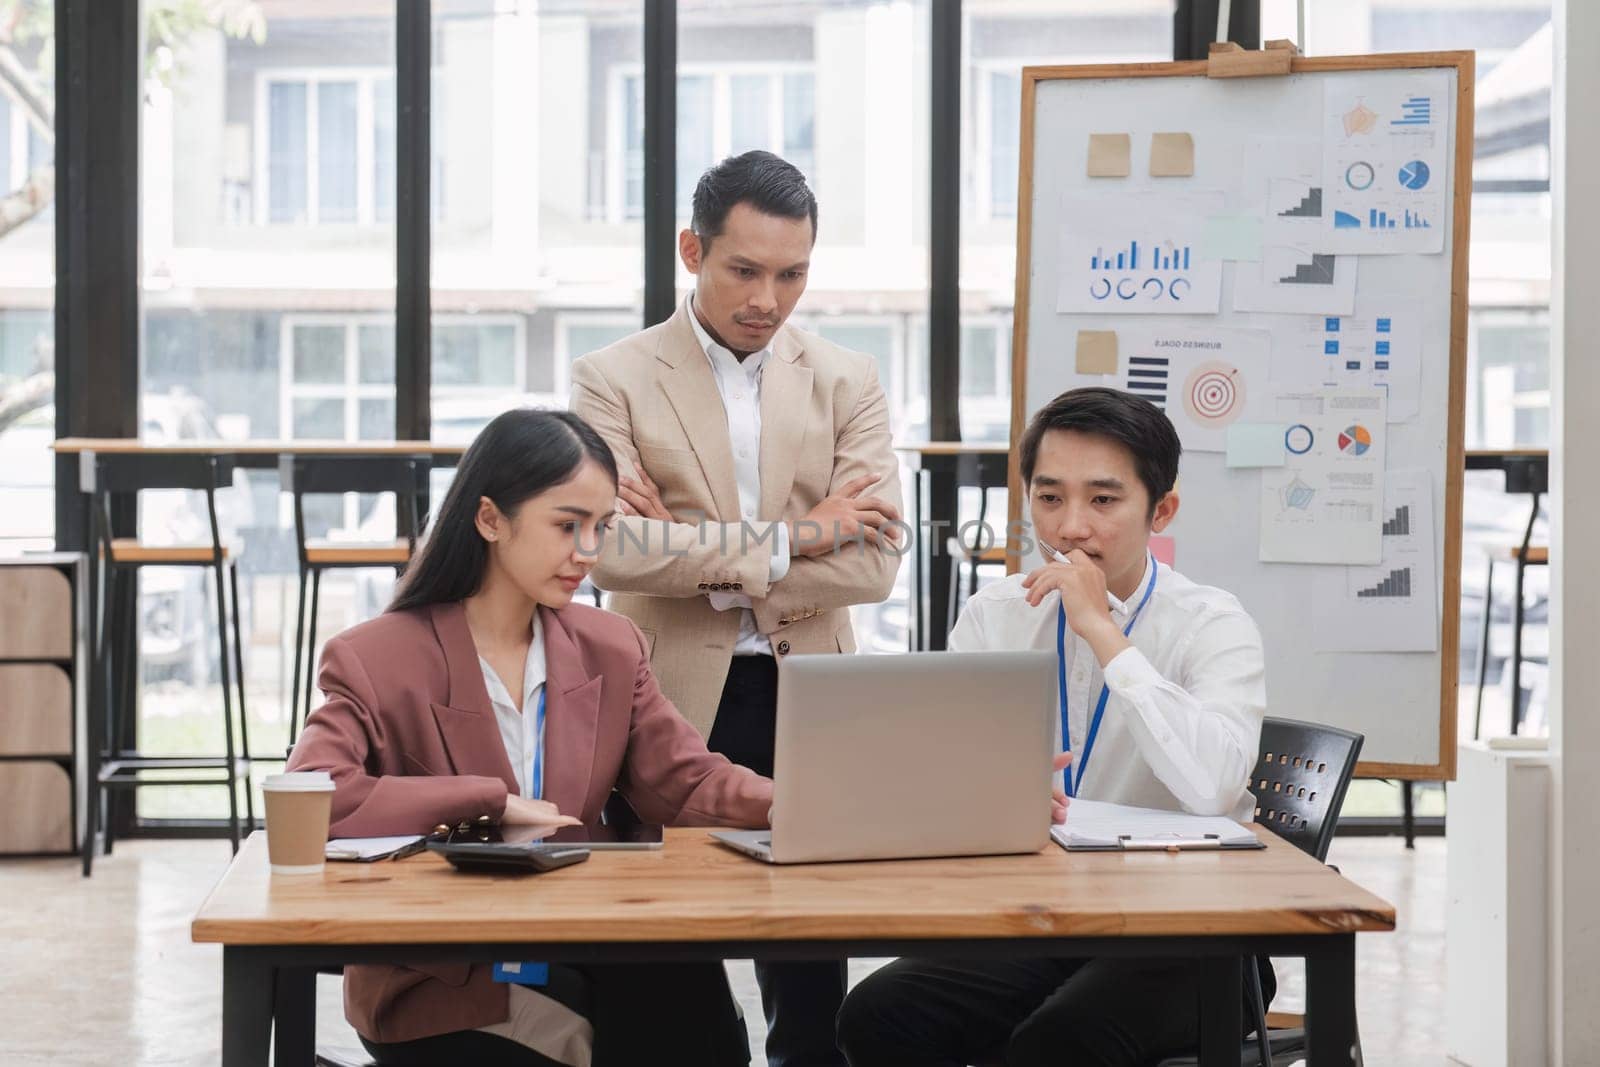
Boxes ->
[1511,552,1528,735]
[1474,556,1495,740]
[228,562,255,832]
[105,566,135,857]
[289,563,309,745]
[946,550,958,637]
[213,559,241,856]
[1402,780,1415,850]
[303,567,323,727]
[82,553,110,878]
[910,469,924,651]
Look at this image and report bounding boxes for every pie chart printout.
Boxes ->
[1398,160,1430,190]
[1338,423,1374,456]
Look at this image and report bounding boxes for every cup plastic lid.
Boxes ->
[263,771,335,792]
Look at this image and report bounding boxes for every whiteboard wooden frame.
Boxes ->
[1006,52,1474,781]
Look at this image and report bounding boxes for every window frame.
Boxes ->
[801,313,910,427]
[1466,304,1551,449]
[279,312,528,445]
[253,66,391,227]
[607,61,818,223]
[555,311,641,397]
[969,47,1163,224]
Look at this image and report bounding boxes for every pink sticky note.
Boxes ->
[1149,535,1176,567]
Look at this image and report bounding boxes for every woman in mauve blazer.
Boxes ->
[288,410,770,1067]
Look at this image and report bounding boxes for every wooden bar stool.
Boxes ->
[285,455,427,746]
[1472,456,1547,739]
[82,451,250,875]
[946,476,1010,633]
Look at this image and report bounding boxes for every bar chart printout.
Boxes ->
[1311,468,1439,653]
[1320,73,1449,253]
[1057,191,1224,314]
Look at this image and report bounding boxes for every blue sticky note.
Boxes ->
[1225,423,1288,468]
[1198,213,1264,261]
[1375,340,1390,355]
[1324,340,1340,355]
[1376,318,1392,332]
[1325,318,1341,332]
[494,962,550,986]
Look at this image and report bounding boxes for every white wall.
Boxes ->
[1548,0,1600,1059]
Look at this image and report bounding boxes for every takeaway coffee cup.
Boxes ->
[262,771,335,875]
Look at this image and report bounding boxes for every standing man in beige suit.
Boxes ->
[570,150,902,1067]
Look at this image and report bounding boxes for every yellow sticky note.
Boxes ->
[1086,133,1131,178]
[1150,132,1195,177]
[1075,330,1119,375]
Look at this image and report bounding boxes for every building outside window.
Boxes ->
[615,66,817,221]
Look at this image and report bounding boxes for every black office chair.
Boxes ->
[82,452,251,876]
[1154,716,1365,1067]
[284,455,427,747]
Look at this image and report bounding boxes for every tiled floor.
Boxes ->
[0,834,1447,1066]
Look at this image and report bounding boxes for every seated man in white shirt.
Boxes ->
[835,386,1272,1067]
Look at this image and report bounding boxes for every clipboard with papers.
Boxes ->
[1050,799,1265,852]
[325,835,428,862]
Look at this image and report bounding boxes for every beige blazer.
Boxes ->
[570,304,903,735]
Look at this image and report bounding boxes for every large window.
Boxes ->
[0,1,55,555]
[138,5,397,819]
[428,2,644,444]
[674,1,929,656]
[962,2,1170,443]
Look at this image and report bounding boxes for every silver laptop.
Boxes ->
[711,651,1055,864]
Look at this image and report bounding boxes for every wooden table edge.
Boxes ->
[190,829,1395,947]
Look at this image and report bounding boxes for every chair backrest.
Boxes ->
[88,452,235,559]
[1249,716,1364,862]
[91,451,236,493]
[286,455,428,550]
[286,455,428,497]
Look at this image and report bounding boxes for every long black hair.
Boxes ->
[389,409,618,613]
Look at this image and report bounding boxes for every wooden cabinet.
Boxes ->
[0,665,72,755]
[0,556,85,856]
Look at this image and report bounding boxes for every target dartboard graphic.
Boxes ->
[1181,361,1246,428]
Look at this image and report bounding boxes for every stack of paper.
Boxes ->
[1051,799,1262,851]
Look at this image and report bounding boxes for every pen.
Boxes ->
[1041,541,1123,612]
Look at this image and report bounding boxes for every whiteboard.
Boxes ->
[1008,55,1472,779]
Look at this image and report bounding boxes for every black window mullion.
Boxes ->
[925,0,962,650]
[54,0,140,552]
[1173,0,1261,61]
[929,0,961,444]
[643,0,678,329]
[395,1,431,445]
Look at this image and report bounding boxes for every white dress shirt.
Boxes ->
[479,615,548,798]
[685,296,791,656]
[949,558,1266,819]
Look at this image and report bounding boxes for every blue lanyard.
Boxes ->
[530,687,547,800]
[1056,553,1158,798]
